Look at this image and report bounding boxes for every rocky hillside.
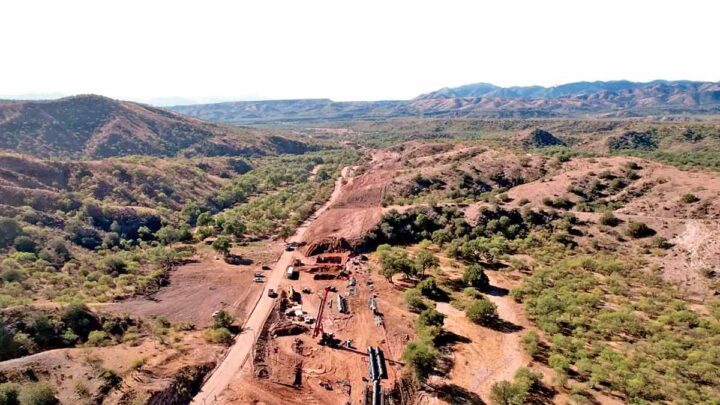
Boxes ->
[0,95,317,158]
[170,80,720,123]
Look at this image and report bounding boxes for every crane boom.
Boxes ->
[312,286,332,338]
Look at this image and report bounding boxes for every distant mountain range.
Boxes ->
[170,80,720,123]
[0,95,315,159]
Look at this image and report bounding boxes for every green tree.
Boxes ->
[377,245,415,280]
[466,298,498,326]
[402,340,439,383]
[403,288,429,313]
[463,264,489,289]
[414,246,439,277]
[221,218,246,238]
[212,236,232,257]
[416,277,443,300]
[181,202,204,226]
[196,212,214,227]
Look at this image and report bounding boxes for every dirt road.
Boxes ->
[191,168,349,405]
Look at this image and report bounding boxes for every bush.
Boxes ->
[61,303,99,340]
[212,236,232,257]
[598,211,619,227]
[626,221,655,238]
[87,330,109,347]
[651,236,671,249]
[466,298,498,326]
[1,267,24,283]
[489,367,540,405]
[522,330,540,358]
[204,327,233,344]
[416,308,445,330]
[102,256,127,276]
[0,218,21,247]
[416,277,443,300]
[212,310,234,329]
[17,383,58,405]
[403,288,429,313]
[13,236,37,253]
[462,264,489,289]
[0,383,20,405]
[401,340,439,382]
[490,380,526,405]
[680,193,700,204]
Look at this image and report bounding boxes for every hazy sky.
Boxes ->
[1,0,718,102]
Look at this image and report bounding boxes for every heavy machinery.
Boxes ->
[312,286,332,338]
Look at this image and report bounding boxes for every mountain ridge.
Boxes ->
[169,80,720,123]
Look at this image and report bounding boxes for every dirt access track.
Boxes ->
[191,166,350,405]
[301,150,403,254]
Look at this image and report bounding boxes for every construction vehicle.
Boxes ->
[312,286,332,338]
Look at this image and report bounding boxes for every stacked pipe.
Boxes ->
[372,380,382,405]
[368,347,379,381]
[376,348,388,379]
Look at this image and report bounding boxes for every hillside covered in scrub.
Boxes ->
[0,95,317,159]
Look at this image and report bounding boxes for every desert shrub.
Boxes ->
[130,357,146,371]
[212,310,234,329]
[490,380,527,405]
[650,236,671,249]
[680,193,700,204]
[626,221,654,238]
[466,298,498,326]
[102,256,127,276]
[12,236,37,253]
[401,340,439,383]
[416,277,443,300]
[462,264,489,289]
[204,327,232,344]
[403,288,429,313]
[463,287,481,298]
[61,303,99,340]
[416,308,445,330]
[518,198,530,206]
[598,211,619,227]
[1,267,24,284]
[0,383,20,405]
[17,383,58,405]
[490,367,541,405]
[87,330,109,347]
[0,218,21,248]
[522,330,540,358]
